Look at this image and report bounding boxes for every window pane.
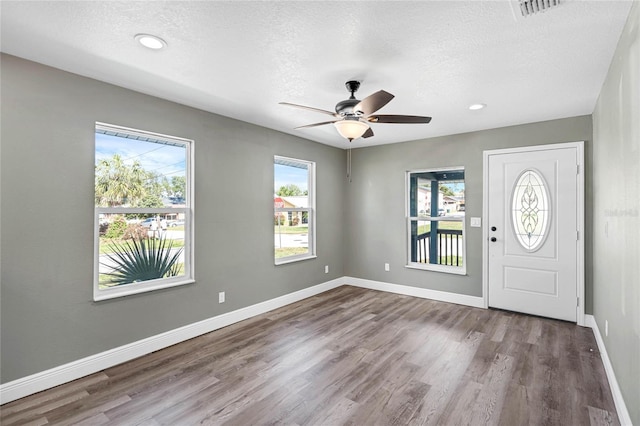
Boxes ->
[274,212,310,259]
[274,156,314,263]
[98,213,186,288]
[95,131,187,208]
[408,168,465,271]
[511,169,550,251]
[410,219,464,266]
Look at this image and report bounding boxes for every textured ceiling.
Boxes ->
[0,1,633,149]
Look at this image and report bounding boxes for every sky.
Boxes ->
[95,133,186,179]
[274,163,308,193]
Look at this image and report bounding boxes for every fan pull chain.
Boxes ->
[347,146,352,182]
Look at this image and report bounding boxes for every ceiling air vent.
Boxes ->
[519,0,560,16]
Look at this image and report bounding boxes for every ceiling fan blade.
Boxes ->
[279,102,338,117]
[354,90,394,115]
[367,115,432,124]
[294,120,339,129]
[362,127,374,138]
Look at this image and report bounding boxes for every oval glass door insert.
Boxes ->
[511,169,551,251]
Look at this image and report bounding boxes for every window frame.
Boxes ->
[93,122,194,301]
[274,155,316,265]
[405,166,467,275]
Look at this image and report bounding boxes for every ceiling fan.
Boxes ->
[280,80,432,142]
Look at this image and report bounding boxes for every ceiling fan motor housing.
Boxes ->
[335,80,363,116]
[335,98,361,116]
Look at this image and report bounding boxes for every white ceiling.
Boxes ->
[0,1,633,149]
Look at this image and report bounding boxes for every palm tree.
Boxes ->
[95,154,146,207]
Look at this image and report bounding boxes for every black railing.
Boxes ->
[412,229,463,266]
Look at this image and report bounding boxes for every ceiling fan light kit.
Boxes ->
[280,80,432,143]
[334,119,369,141]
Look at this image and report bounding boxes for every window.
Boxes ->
[512,169,550,251]
[406,167,466,274]
[94,123,193,300]
[274,156,315,264]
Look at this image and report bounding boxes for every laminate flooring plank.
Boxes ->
[589,405,617,426]
[216,376,309,426]
[359,361,430,426]
[0,390,90,426]
[148,374,244,424]
[49,395,131,426]
[72,412,110,425]
[102,367,220,425]
[409,331,483,425]
[434,380,483,426]
[490,314,510,343]
[304,396,360,426]
[290,349,381,425]
[0,372,108,420]
[132,419,162,426]
[580,350,620,422]
[497,383,531,426]
[526,315,544,345]
[1,286,620,426]
[469,352,515,426]
[347,349,409,403]
[8,417,48,426]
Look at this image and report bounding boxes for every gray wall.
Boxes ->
[592,2,640,423]
[0,54,347,383]
[345,116,593,300]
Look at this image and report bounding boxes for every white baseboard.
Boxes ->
[344,276,485,308]
[0,278,344,405]
[585,314,632,426]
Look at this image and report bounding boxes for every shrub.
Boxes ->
[291,215,300,226]
[274,214,285,226]
[123,223,148,240]
[104,216,127,239]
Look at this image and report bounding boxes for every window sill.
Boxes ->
[275,255,317,266]
[405,263,467,276]
[94,278,195,301]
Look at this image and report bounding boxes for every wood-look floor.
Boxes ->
[1,286,618,426]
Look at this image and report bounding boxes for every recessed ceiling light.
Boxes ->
[135,34,167,50]
[469,103,486,110]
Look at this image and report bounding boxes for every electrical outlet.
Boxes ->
[219,292,225,304]
[605,320,608,336]
[324,265,329,274]
[385,263,390,272]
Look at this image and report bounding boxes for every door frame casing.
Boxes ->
[482,141,585,326]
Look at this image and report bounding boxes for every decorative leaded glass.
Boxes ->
[511,169,550,251]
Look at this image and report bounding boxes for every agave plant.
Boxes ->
[101,236,183,286]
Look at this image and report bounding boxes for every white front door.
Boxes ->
[484,143,584,322]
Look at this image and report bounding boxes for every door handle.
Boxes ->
[491,237,497,242]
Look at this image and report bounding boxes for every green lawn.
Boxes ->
[417,221,463,235]
[99,237,185,254]
[274,226,309,235]
[275,247,309,258]
[436,256,464,266]
[99,262,185,288]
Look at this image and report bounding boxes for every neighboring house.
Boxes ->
[274,195,309,226]
[417,187,463,215]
